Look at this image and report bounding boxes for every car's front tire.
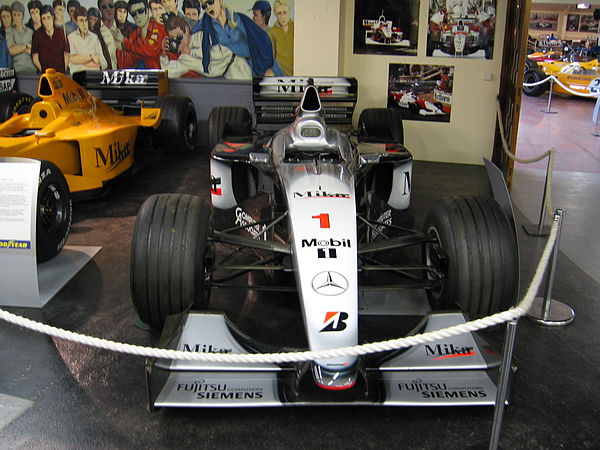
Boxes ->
[0,92,34,122]
[523,69,549,97]
[130,193,210,329]
[37,160,72,263]
[423,195,518,317]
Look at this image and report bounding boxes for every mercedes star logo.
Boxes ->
[312,271,349,296]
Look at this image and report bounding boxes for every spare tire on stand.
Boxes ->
[423,195,518,318]
[130,193,211,329]
[358,107,404,144]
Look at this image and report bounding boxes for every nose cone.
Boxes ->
[312,361,357,390]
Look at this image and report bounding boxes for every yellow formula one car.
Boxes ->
[523,58,600,97]
[0,68,198,261]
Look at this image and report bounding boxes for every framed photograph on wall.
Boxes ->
[566,14,580,32]
[388,63,454,122]
[427,0,496,59]
[353,0,420,56]
[529,12,559,32]
[579,15,598,32]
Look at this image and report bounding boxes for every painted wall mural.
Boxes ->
[353,0,419,56]
[0,0,294,79]
[427,0,495,59]
[388,63,454,122]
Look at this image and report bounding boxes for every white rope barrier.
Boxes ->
[496,99,555,215]
[0,218,560,364]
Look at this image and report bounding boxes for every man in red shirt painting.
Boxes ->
[31,4,69,72]
[117,0,165,68]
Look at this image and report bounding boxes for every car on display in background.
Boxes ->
[523,57,600,97]
[130,77,518,404]
[0,68,198,262]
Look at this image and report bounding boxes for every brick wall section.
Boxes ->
[294,0,341,76]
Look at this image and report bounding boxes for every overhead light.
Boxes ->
[577,3,590,9]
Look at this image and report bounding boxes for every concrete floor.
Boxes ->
[0,97,599,448]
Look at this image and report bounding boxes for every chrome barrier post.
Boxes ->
[541,78,558,114]
[527,209,575,326]
[489,319,518,450]
[523,155,552,236]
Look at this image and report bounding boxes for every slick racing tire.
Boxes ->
[423,195,518,318]
[37,160,72,263]
[0,92,34,122]
[358,107,404,144]
[130,193,210,329]
[524,57,539,73]
[523,69,549,97]
[152,96,198,153]
[207,106,252,152]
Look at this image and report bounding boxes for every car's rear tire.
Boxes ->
[130,193,210,329]
[0,92,34,122]
[523,69,549,97]
[37,160,72,263]
[423,195,518,317]
[207,106,252,152]
[524,57,538,72]
[152,96,198,153]
[358,107,404,144]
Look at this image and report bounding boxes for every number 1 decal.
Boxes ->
[312,213,330,228]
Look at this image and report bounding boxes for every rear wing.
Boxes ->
[71,69,168,109]
[252,76,358,129]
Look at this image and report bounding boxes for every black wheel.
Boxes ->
[130,193,211,329]
[523,69,549,97]
[524,57,538,72]
[207,106,252,152]
[423,196,518,317]
[358,107,404,144]
[152,96,198,153]
[37,160,72,263]
[0,92,34,122]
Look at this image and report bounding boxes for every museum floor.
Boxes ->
[0,94,599,449]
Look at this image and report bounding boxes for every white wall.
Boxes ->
[295,0,508,165]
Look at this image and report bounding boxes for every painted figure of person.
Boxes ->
[250,0,270,31]
[31,4,70,73]
[88,6,112,68]
[6,1,36,74]
[52,0,66,29]
[115,0,136,38]
[117,0,166,69]
[160,14,250,78]
[98,0,123,69]
[65,0,80,35]
[149,0,167,25]
[0,6,12,39]
[182,0,200,28]
[194,0,282,77]
[26,0,42,31]
[68,6,107,73]
[267,0,292,75]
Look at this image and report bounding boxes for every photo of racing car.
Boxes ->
[0,68,198,262]
[388,63,453,122]
[129,77,518,406]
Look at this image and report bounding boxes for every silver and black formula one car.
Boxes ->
[130,77,518,408]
